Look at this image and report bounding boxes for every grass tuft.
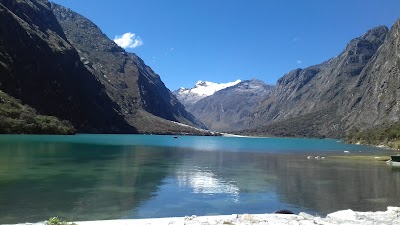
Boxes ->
[45,217,77,225]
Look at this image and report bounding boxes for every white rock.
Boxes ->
[327,209,357,221]
[387,206,400,212]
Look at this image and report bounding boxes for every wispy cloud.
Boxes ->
[290,37,300,44]
[113,32,143,49]
[164,47,175,55]
[297,60,303,64]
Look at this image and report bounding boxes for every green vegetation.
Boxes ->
[0,90,75,134]
[238,107,341,139]
[223,222,235,225]
[346,122,400,149]
[45,217,77,225]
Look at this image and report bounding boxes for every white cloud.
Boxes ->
[113,32,143,49]
[297,60,303,64]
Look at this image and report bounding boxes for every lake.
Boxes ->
[0,134,399,224]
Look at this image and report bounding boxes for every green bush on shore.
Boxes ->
[0,90,75,134]
[346,122,400,149]
[45,217,77,225]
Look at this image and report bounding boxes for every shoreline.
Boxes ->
[16,207,400,225]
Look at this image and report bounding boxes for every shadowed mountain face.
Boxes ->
[0,0,208,134]
[0,90,75,134]
[186,79,273,132]
[50,3,206,133]
[245,24,398,138]
[0,0,135,133]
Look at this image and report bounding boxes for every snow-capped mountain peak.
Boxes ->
[173,79,241,106]
[190,80,241,96]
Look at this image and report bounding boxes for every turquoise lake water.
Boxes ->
[0,134,399,223]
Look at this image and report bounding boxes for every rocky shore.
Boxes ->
[17,207,400,225]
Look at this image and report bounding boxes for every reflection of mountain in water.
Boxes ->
[168,150,400,215]
[0,143,180,223]
[133,150,291,218]
[272,157,400,215]
[66,146,179,221]
[175,151,278,194]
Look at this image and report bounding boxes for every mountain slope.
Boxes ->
[0,90,74,134]
[51,3,206,133]
[0,0,134,133]
[184,79,273,132]
[246,25,391,138]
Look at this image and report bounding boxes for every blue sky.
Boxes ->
[51,0,400,91]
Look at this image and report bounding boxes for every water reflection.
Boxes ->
[132,151,292,218]
[177,170,240,197]
[134,150,400,218]
[273,157,400,215]
[0,142,180,223]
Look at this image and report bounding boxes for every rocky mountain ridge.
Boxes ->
[244,23,400,138]
[51,3,208,133]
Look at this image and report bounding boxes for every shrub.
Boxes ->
[346,122,400,148]
[0,90,75,134]
[45,217,77,225]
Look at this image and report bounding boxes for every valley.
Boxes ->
[0,0,399,144]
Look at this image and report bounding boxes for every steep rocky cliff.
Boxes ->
[341,19,400,130]
[187,79,273,132]
[246,25,393,138]
[0,0,134,133]
[50,3,206,133]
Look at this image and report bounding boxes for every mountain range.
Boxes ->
[0,0,399,139]
[174,79,273,132]
[176,20,400,139]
